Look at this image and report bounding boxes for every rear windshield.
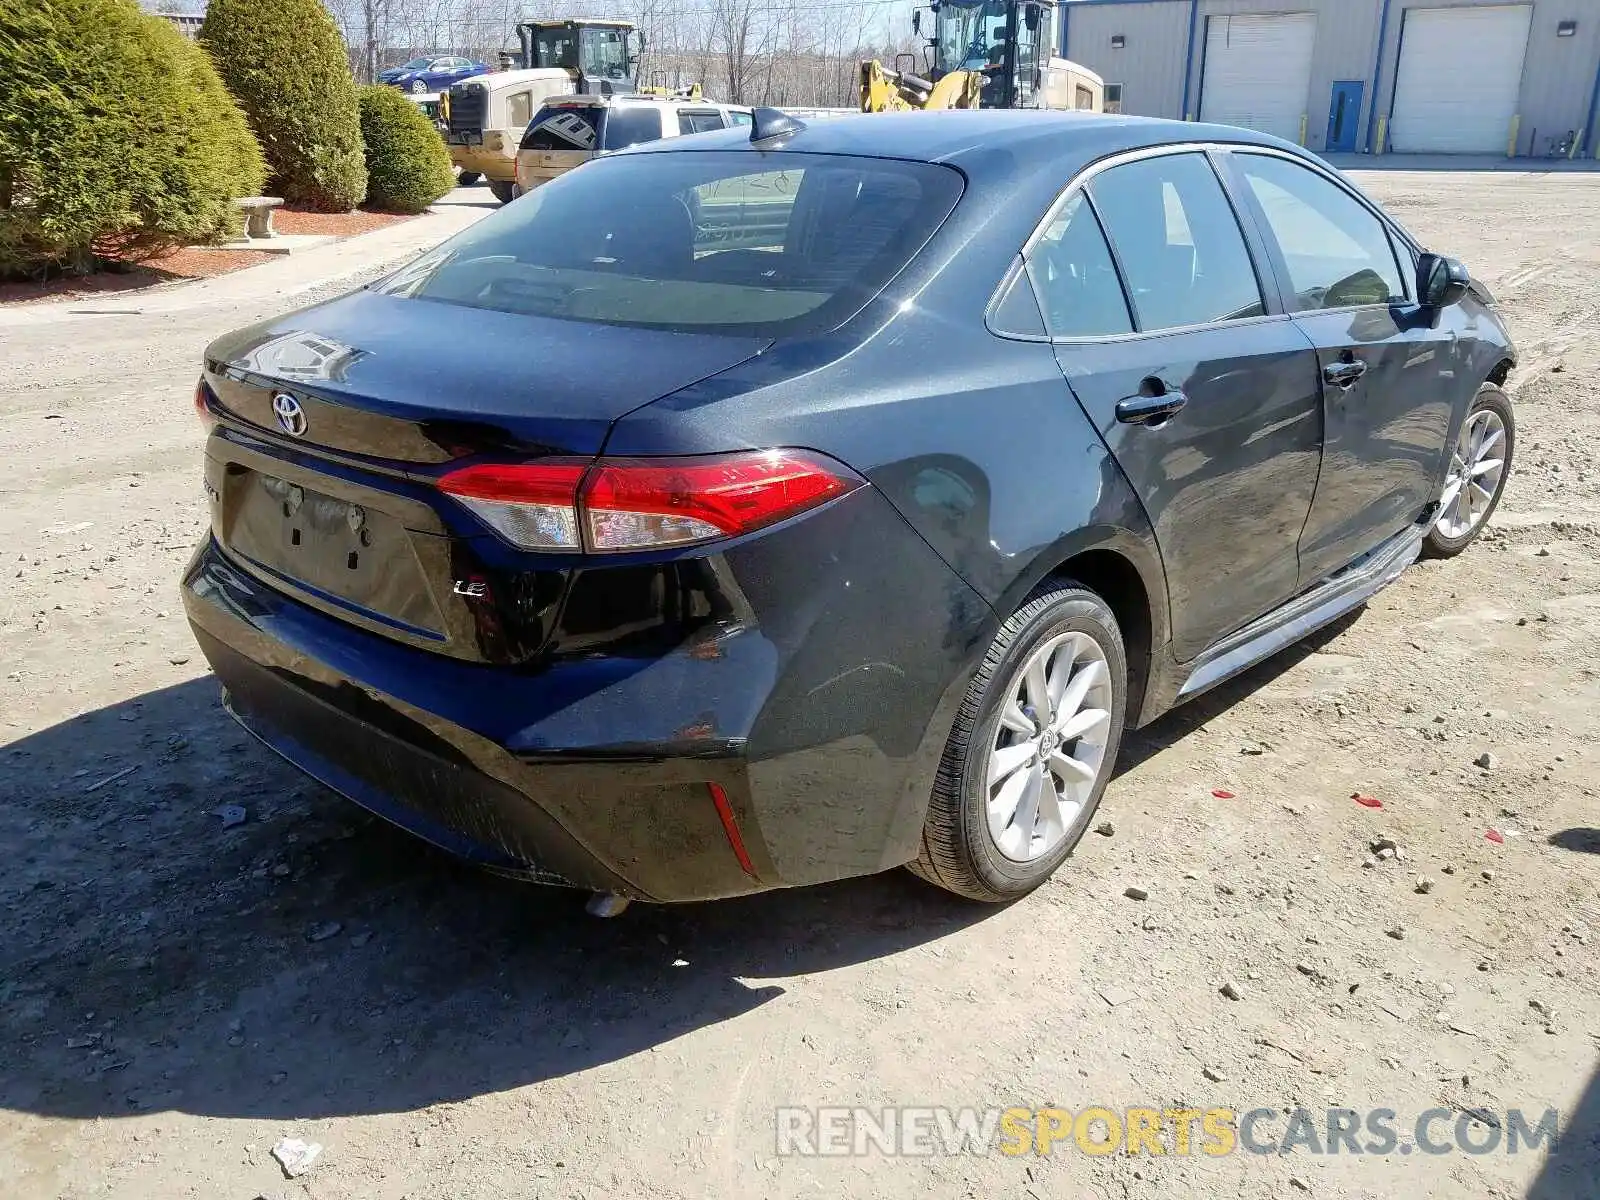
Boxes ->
[519,104,664,152]
[373,150,964,337]
[520,105,600,151]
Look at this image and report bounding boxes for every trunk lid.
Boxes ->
[205,289,768,460]
[201,289,768,663]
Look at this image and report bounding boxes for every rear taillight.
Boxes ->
[195,378,214,429]
[437,461,588,550]
[437,450,863,553]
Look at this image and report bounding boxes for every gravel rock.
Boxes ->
[270,1138,322,1179]
[1414,877,1435,895]
[1094,821,1115,837]
[1220,981,1243,1001]
[1123,886,1149,902]
[1475,751,1498,770]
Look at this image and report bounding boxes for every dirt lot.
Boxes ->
[1,169,1597,1200]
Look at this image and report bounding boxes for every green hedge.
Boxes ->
[201,0,366,212]
[359,86,455,214]
[0,0,267,279]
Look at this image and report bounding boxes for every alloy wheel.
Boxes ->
[1436,408,1507,541]
[985,631,1113,863]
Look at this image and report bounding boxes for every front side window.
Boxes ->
[1235,153,1405,311]
[580,26,630,80]
[934,0,1010,74]
[1024,192,1131,338]
[534,28,577,70]
[1104,84,1124,115]
[371,152,963,337]
[728,110,753,126]
[1088,152,1264,332]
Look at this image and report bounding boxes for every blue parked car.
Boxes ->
[378,55,487,94]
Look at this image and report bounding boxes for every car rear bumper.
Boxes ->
[181,489,993,901]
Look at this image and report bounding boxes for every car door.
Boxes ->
[1032,149,1324,662]
[1223,150,1457,584]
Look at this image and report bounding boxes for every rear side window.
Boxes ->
[373,151,964,337]
[1235,153,1406,310]
[603,107,663,150]
[728,110,753,127]
[1024,193,1132,338]
[1088,152,1265,332]
[678,110,728,135]
[521,105,599,151]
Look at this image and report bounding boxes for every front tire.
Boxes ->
[1424,382,1514,558]
[910,584,1127,903]
[488,179,517,205]
[456,171,481,186]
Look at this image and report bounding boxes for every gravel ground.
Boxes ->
[0,169,1596,1200]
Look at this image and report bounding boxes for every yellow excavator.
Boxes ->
[861,0,1105,114]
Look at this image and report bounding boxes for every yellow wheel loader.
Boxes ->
[860,0,1105,114]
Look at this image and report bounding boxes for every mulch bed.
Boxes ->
[0,204,417,306]
[275,206,415,237]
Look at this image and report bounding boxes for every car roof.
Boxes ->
[466,68,571,89]
[626,109,1308,171]
[540,94,749,111]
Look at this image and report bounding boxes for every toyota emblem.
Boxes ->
[272,392,307,437]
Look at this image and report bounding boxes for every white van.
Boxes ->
[513,95,752,198]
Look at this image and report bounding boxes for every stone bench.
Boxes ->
[233,196,285,239]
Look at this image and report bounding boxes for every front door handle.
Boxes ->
[1323,359,1368,388]
[1116,383,1188,427]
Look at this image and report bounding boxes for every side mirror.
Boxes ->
[912,9,921,35]
[1419,252,1471,309]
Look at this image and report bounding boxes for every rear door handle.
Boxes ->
[1116,383,1188,427]
[1323,359,1368,388]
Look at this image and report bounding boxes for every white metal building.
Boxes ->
[1061,0,1600,158]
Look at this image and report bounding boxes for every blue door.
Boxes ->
[1326,81,1364,152]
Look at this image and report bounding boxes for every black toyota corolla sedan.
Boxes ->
[183,109,1515,906]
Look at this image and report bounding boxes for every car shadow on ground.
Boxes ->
[0,678,990,1124]
[1548,828,1600,855]
[0,606,1368,1125]
[1526,1059,1600,1200]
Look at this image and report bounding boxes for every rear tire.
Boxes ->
[1423,383,1514,558]
[488,179,516,205]
[456,171,481,186]
[910,584,1127,903]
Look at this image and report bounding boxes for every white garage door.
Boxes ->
[1201,13,1317,143]
[1389,5,1532,154]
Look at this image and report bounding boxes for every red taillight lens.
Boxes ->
[435,450,862,553]
[195,378,214,429]
[437,461,588,550]
[583,451,859,551]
